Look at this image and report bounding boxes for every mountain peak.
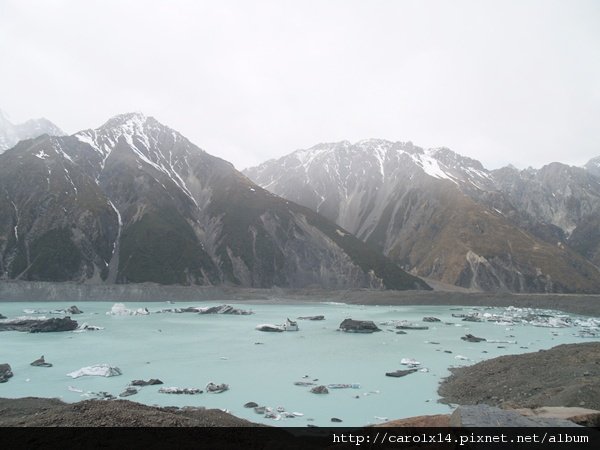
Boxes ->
[100,112,149,130]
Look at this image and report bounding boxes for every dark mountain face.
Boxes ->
[0,114,428,290]
[245,140,600,293]
[0,110,64,153]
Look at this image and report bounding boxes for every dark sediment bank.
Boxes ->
[0,397,262,427]
[438,342,600,411]
[2,281,600,316]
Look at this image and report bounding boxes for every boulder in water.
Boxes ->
[198,305,253,315]
[64,305,83,314]
[386,369,418,378]
[130,378,163,386]
[119,387,138,397]
[0,364,13,383]
[30,356,53,367]
[461,334,486,343]
[339,319,381,333]
[310,385,329,394]
[0,317,78,333]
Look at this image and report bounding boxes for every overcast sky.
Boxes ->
[1,0,599,171]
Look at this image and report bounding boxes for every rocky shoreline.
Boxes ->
[438,342,600,411]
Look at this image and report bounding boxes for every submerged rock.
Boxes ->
[386,369,418,378]
[461,334,486,343]
[331,417,343,423]
[67,364,122,378]
[244,402,258,408]
[0,317,78,333]
[339,319,381,333]
[297,315,325,321]
[310,385,329,394]
[0,313,6,319]
[130,379,163,386]
[0,364,13,383]
[30,356,53,367]
[423,317,441,322]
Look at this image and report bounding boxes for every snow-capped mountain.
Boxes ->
[0,109,64,152]
[245,139,600,293]
[0,114,428,290]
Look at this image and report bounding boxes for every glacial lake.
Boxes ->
[1,301,599,427]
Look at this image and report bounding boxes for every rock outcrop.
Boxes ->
[0,317,78,333]
[339,318,381,333]
[30,356,53,367]
[0,364,13,383]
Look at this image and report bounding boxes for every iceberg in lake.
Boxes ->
[67,364,122,378]
[106,303,149,316]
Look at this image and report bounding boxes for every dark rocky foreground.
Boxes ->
[438,342,600,410]
[0,398,262,427]
[2,281,600,316]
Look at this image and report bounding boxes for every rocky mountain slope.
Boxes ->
[0,110,64,152]
[245,140,600,293]
[0,114,428,290]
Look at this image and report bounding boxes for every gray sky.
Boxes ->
[1,0,599,171]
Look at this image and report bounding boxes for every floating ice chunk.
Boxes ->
[68,386,84,393]
[106,303,149,316]
[72,323,104,333]
[67,364,122,378]
[158,387,202,394]
[455,355,469,361]
[400,358,421,365]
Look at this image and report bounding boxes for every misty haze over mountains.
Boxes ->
[2,110,600,293]
[0,110,64,152]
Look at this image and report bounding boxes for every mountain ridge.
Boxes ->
[0,115,429,291]
[245,139,600,293]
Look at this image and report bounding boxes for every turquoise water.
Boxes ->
[0,301,598,427]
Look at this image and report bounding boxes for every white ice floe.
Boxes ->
[72,323,104,333]
[400,358,421,366]
[106,303,149,316]
[67,364,122,378]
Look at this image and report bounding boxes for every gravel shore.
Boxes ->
[438,342,600,410]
